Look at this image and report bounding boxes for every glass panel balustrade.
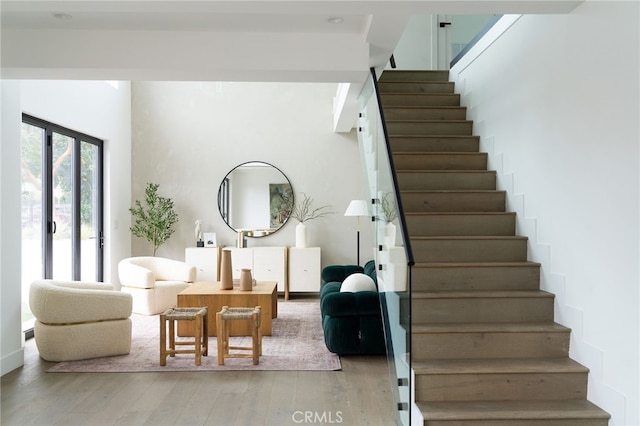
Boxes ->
[357,69,413,426]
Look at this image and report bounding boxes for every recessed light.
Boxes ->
[327,17,344,24]
[52,12,73,20]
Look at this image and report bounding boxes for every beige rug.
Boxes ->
[47,301,341,372]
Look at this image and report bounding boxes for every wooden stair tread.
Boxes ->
[413,358,589,375]
[393,151,483,154]
[390,134,478,138]
[379,79,452,83]
[412,290,554,299]
[397,169,494,173]
[411,235,528,241]
[389,136,480,141]
[384,105,466,110]
[403,189,503,194]
[418,400,611,421]
[412,261,541,268]
[381,92,459,96]
[412,322,570,334]
[405,211,514,217]
[386,119,472,123]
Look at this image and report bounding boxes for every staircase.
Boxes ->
[377,70,610,426]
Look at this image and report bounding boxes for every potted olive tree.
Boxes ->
[129,183,179,256]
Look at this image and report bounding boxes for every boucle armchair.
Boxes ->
[29,280,133,362]
[118,256,197,315]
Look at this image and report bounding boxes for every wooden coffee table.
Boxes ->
[177,281,277,337]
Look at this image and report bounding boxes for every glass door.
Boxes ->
[50,131,74,280]
[80,140,104,281]
[20,115,104,331]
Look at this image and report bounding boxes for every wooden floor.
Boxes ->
[1,298,396,426]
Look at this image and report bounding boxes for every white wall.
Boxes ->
[450,4,639,425]
[392,15,436,70]
[0,80,131,375]
[131,81,372,268]
[1,81,24,376]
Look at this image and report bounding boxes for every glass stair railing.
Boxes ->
[356,68,413,426]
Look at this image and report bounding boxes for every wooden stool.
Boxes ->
[160,307,208,366]
[216,306,262,365]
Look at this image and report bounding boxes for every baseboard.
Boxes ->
[1,347,24,377]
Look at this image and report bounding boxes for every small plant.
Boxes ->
[380,193,398,223]
[130,183,179,256]
[291,192,334,222]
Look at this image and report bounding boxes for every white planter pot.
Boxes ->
[296,222,308,248]
[384,222,396,248]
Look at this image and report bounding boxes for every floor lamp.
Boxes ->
[344,200,369,266]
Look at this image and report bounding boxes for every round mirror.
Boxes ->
[218,161,294,237]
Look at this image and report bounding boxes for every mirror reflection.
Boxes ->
[218,161,294,237]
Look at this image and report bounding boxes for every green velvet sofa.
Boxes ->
[319,260,386,355]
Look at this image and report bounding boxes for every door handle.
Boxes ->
[90,234,105,248]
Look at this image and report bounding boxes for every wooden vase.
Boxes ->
[240,268,253,291]
[220,249,233,290]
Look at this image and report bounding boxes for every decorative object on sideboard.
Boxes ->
[240,268,253,291]
[203,232,217,247]
[291,192,334,248]
[195,220,204,247]
[129,182,178,256]
[219,249,233,290]
[344,199,369,266]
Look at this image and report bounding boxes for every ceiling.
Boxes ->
[1,1,582,83]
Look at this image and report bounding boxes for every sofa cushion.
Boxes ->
[321,290,381,317]
[322,313,386,355]
[321,265,364,284]
[30,280,132,324]
[363,260,377,283]
[340,273,377,293]
[320,281,342,300]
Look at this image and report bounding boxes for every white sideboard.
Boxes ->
[288,247,321,299]
[228,247,289,293]
[185,246,322,299]
[185,247,221,281]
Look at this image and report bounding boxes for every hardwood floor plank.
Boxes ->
[172,373,226,425]
[233,371,276,425]
[264,371,299,425]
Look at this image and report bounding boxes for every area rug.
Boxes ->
[47,301,341,372]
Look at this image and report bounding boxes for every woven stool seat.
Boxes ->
[164,307,208,320]
[220,306,260,319]
[216,306,262,365]
[160,307,208,366]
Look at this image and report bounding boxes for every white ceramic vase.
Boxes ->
[384,222,396,248]
[296,222,308,248]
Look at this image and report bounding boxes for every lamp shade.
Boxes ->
[344,199,369,217]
